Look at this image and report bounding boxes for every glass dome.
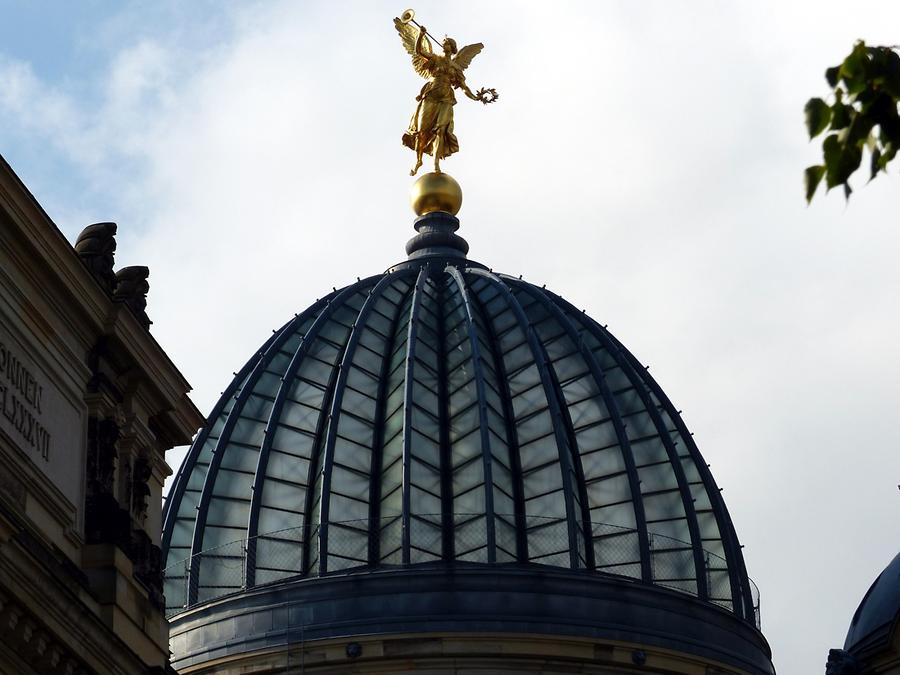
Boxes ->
[162,219,757,628]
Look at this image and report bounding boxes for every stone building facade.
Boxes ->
[0,154,203,674]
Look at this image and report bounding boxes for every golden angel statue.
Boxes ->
[394,13,497,176]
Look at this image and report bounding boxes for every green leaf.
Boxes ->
[823,134,862,188]
[805,98,832,138]
[830,102,851,130]
[802,43,900,203]
[823,134,841,180]
[805,165,826,203]
[876,101,900,144]
[840,41,870,95]
[884,50,900,97]
[837,143,863,185]
[846,112,875,146]
[870,147,882,180]
[866,130,878,152]
[866,131,877,152]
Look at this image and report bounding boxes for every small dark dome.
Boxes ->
[161,213,770,673]
[845,551,900,653]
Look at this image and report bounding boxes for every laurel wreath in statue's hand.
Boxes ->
[475,87,499,104]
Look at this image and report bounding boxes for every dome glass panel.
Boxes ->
[162,256,758,628]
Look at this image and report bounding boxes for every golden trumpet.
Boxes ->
[398,8,442,48]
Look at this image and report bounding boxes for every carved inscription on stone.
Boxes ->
[0,320,82,513]
[0,340,51,461]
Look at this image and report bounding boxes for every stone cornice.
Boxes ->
[0,162,109,338]
[0,154,203,447]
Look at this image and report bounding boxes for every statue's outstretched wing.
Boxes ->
[394,17,433,79]
[454,43,484,71]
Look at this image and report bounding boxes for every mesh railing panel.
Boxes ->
[163,515,761,629]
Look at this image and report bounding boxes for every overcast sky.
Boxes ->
[2,1,899,672]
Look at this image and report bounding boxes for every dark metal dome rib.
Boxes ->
[162,256,757,626]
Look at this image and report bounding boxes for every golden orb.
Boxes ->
[410,172,463,216]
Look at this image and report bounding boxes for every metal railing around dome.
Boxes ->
[163,515,761,629]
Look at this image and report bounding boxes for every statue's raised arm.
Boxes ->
[394,10,497,176]
[394,17,433,80]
